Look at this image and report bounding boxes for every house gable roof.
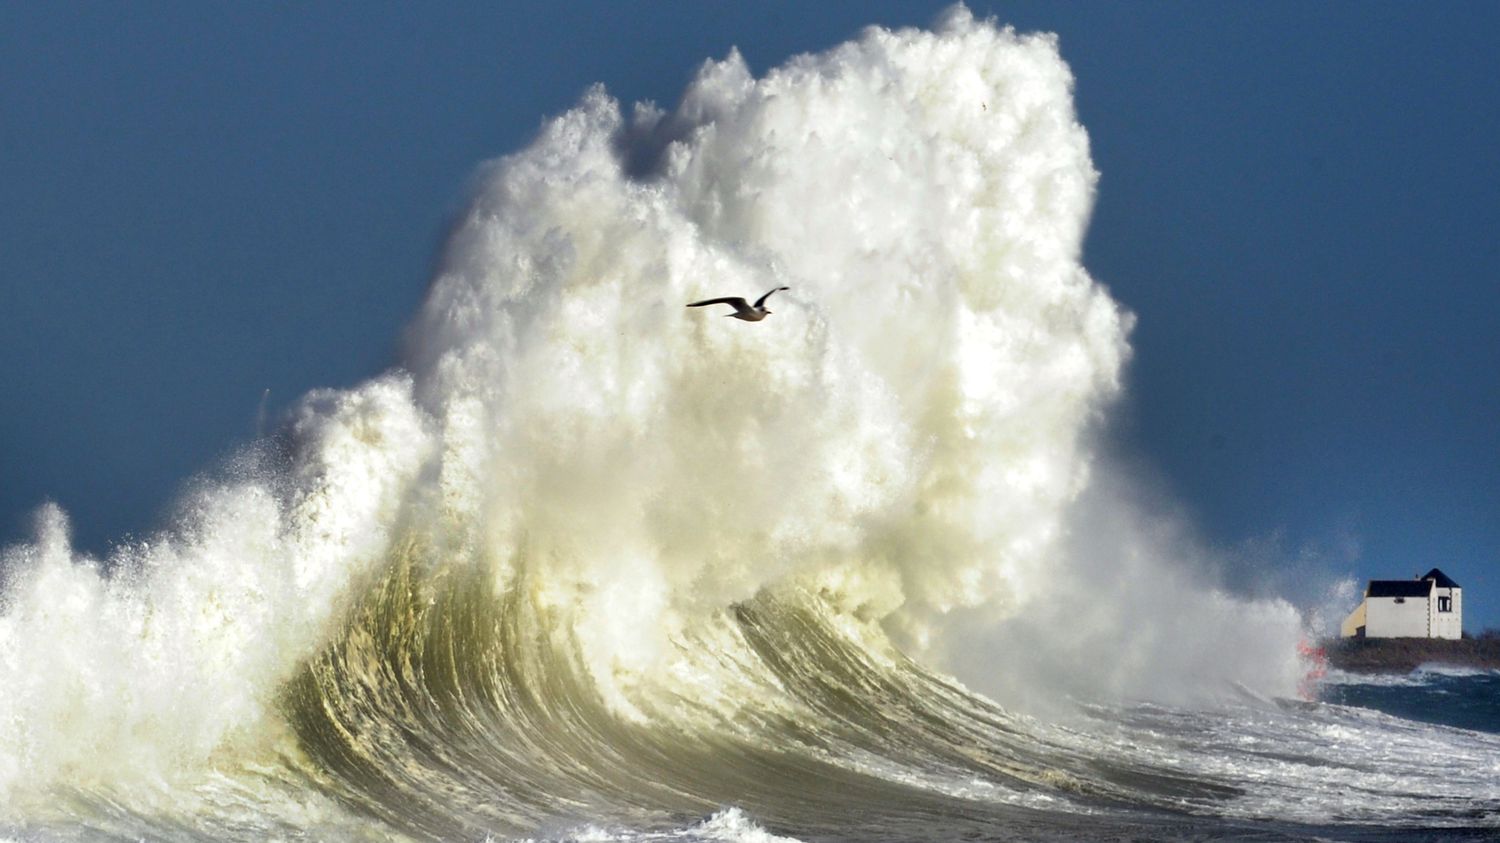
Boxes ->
[1367,579,1432,598]
[1423,567,1460,588]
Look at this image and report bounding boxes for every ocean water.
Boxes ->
[1322,666,1500,736]
[3,9,1497,842]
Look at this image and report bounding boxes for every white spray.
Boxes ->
[0,5,1303,814]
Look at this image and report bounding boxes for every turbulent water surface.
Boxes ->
[3,9,1497,841]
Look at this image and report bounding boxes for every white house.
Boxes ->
[1340,568,1462,639]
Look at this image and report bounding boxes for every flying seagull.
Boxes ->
[686,286,790,322]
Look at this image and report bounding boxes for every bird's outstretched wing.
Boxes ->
[753,286,790,308]
[686,297,749,310]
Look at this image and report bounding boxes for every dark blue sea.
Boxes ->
[1321,666,1500,735]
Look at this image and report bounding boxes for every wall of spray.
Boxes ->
[0,7,1307,814]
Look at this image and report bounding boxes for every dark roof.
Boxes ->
[1423,567,1460,588]
[1367,579,1432,598]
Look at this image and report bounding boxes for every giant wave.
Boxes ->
[3,8,1496,840]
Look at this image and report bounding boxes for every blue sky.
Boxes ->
[3,3,1497,631]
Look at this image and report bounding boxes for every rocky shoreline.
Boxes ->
[1320,636,1500,674]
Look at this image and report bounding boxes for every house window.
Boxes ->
[1438,595,1453,613]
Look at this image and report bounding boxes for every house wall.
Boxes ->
[1340,601,1366,637]
[1365,595,1430,638]
[1429,587,1462,640]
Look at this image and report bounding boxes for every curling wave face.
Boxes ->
[4,8,1494,840]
